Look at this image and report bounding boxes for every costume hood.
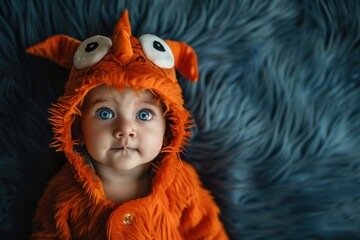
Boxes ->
[27,10,198,188]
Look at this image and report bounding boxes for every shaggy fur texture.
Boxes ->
[1,0,360,239]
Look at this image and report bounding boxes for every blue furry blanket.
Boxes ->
[1,0,360,239]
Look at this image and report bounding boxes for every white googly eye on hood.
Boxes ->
[73,35,112,70]
[139,34,174,69]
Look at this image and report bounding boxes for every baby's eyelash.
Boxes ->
[138,103,157,111]
[143,108,155,114]
[95,107,111,114]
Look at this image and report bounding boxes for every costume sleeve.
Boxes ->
[179,163,228,240]
[31,165,73,240]
[31,201,71,240]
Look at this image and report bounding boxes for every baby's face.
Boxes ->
[80,85,166,171]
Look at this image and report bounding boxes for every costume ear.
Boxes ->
[26,35,81,69]
[165,40,198,82]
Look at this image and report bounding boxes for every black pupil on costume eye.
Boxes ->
[153,41,165,52]
[85,42,99,52]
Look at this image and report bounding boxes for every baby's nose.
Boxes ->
[114,118,136,138]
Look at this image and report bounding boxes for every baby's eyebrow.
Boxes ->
[137,100,158,108]
[86,98,111,107]
[139,95,161,106]
[137,92,158,102]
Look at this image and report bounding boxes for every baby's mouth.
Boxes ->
[110,146,137,151]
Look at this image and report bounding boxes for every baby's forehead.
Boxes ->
[83,85,158,106]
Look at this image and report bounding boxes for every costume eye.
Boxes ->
[138,34,174,68]
[73,35,112,69]
[137,109,153,121]
[96,108,114,120]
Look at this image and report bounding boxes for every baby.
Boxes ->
[79,86,166,204]
[27,10,228,239]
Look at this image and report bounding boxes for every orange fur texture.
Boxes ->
[27,10,228,239]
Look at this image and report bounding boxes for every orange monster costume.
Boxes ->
[27,10,228,239]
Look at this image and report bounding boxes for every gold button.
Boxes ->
[123,213,132,225]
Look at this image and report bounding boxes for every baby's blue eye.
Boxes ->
[137,109,153,121]
[96,108,114,120]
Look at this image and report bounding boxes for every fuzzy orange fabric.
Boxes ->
[31,156,227,239]
[27,10,228,239]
